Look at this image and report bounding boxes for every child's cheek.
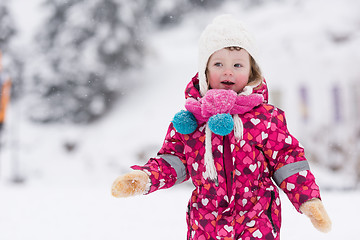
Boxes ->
[207,71,220,90]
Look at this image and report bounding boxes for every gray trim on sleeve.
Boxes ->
[273,161,310,186]
[160,154,187,184]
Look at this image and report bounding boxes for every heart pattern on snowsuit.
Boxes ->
[132,74,320,240]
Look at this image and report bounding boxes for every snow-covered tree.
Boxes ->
[0,2,16,50]
[30,0,150,123]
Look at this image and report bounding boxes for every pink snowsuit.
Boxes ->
[132,74,320,240]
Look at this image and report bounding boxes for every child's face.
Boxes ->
[206,48,251,93]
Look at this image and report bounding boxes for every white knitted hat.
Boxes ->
[198,14,259,96]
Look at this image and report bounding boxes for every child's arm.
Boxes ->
[300,198,332,233]
[263,107,331,232]
[111,123,189,197]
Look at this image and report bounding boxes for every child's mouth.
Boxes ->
[221,80,235,86]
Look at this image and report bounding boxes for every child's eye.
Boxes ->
[234,63,242,68]
[214,62,222,67]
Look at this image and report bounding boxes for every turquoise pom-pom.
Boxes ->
[172,110,198,134]
[208,113,234,136]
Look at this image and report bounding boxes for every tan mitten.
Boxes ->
[111,170,150,198]
[300,198,332,233]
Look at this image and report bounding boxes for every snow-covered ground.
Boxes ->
[1,0,360,239]
[1,182,359,240]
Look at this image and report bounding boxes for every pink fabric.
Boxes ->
[185,89,264,124]
[223,135,233,198]
[132,74,321,240]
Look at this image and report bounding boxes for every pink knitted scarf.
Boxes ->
[185,89,264,123]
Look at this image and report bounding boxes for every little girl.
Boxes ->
[111,15,331,240]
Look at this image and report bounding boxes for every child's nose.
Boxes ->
[223,68,233,76]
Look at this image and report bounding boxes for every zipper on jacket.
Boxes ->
[223,136,227,180]
[266,191,277,233]
[223,136,233,198]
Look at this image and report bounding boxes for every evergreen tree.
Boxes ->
[31,0,149,123]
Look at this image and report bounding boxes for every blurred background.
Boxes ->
[0,0,359,239]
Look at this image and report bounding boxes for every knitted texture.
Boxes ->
[186,89,264,123]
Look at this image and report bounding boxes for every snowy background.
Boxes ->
[1,0,360,239]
